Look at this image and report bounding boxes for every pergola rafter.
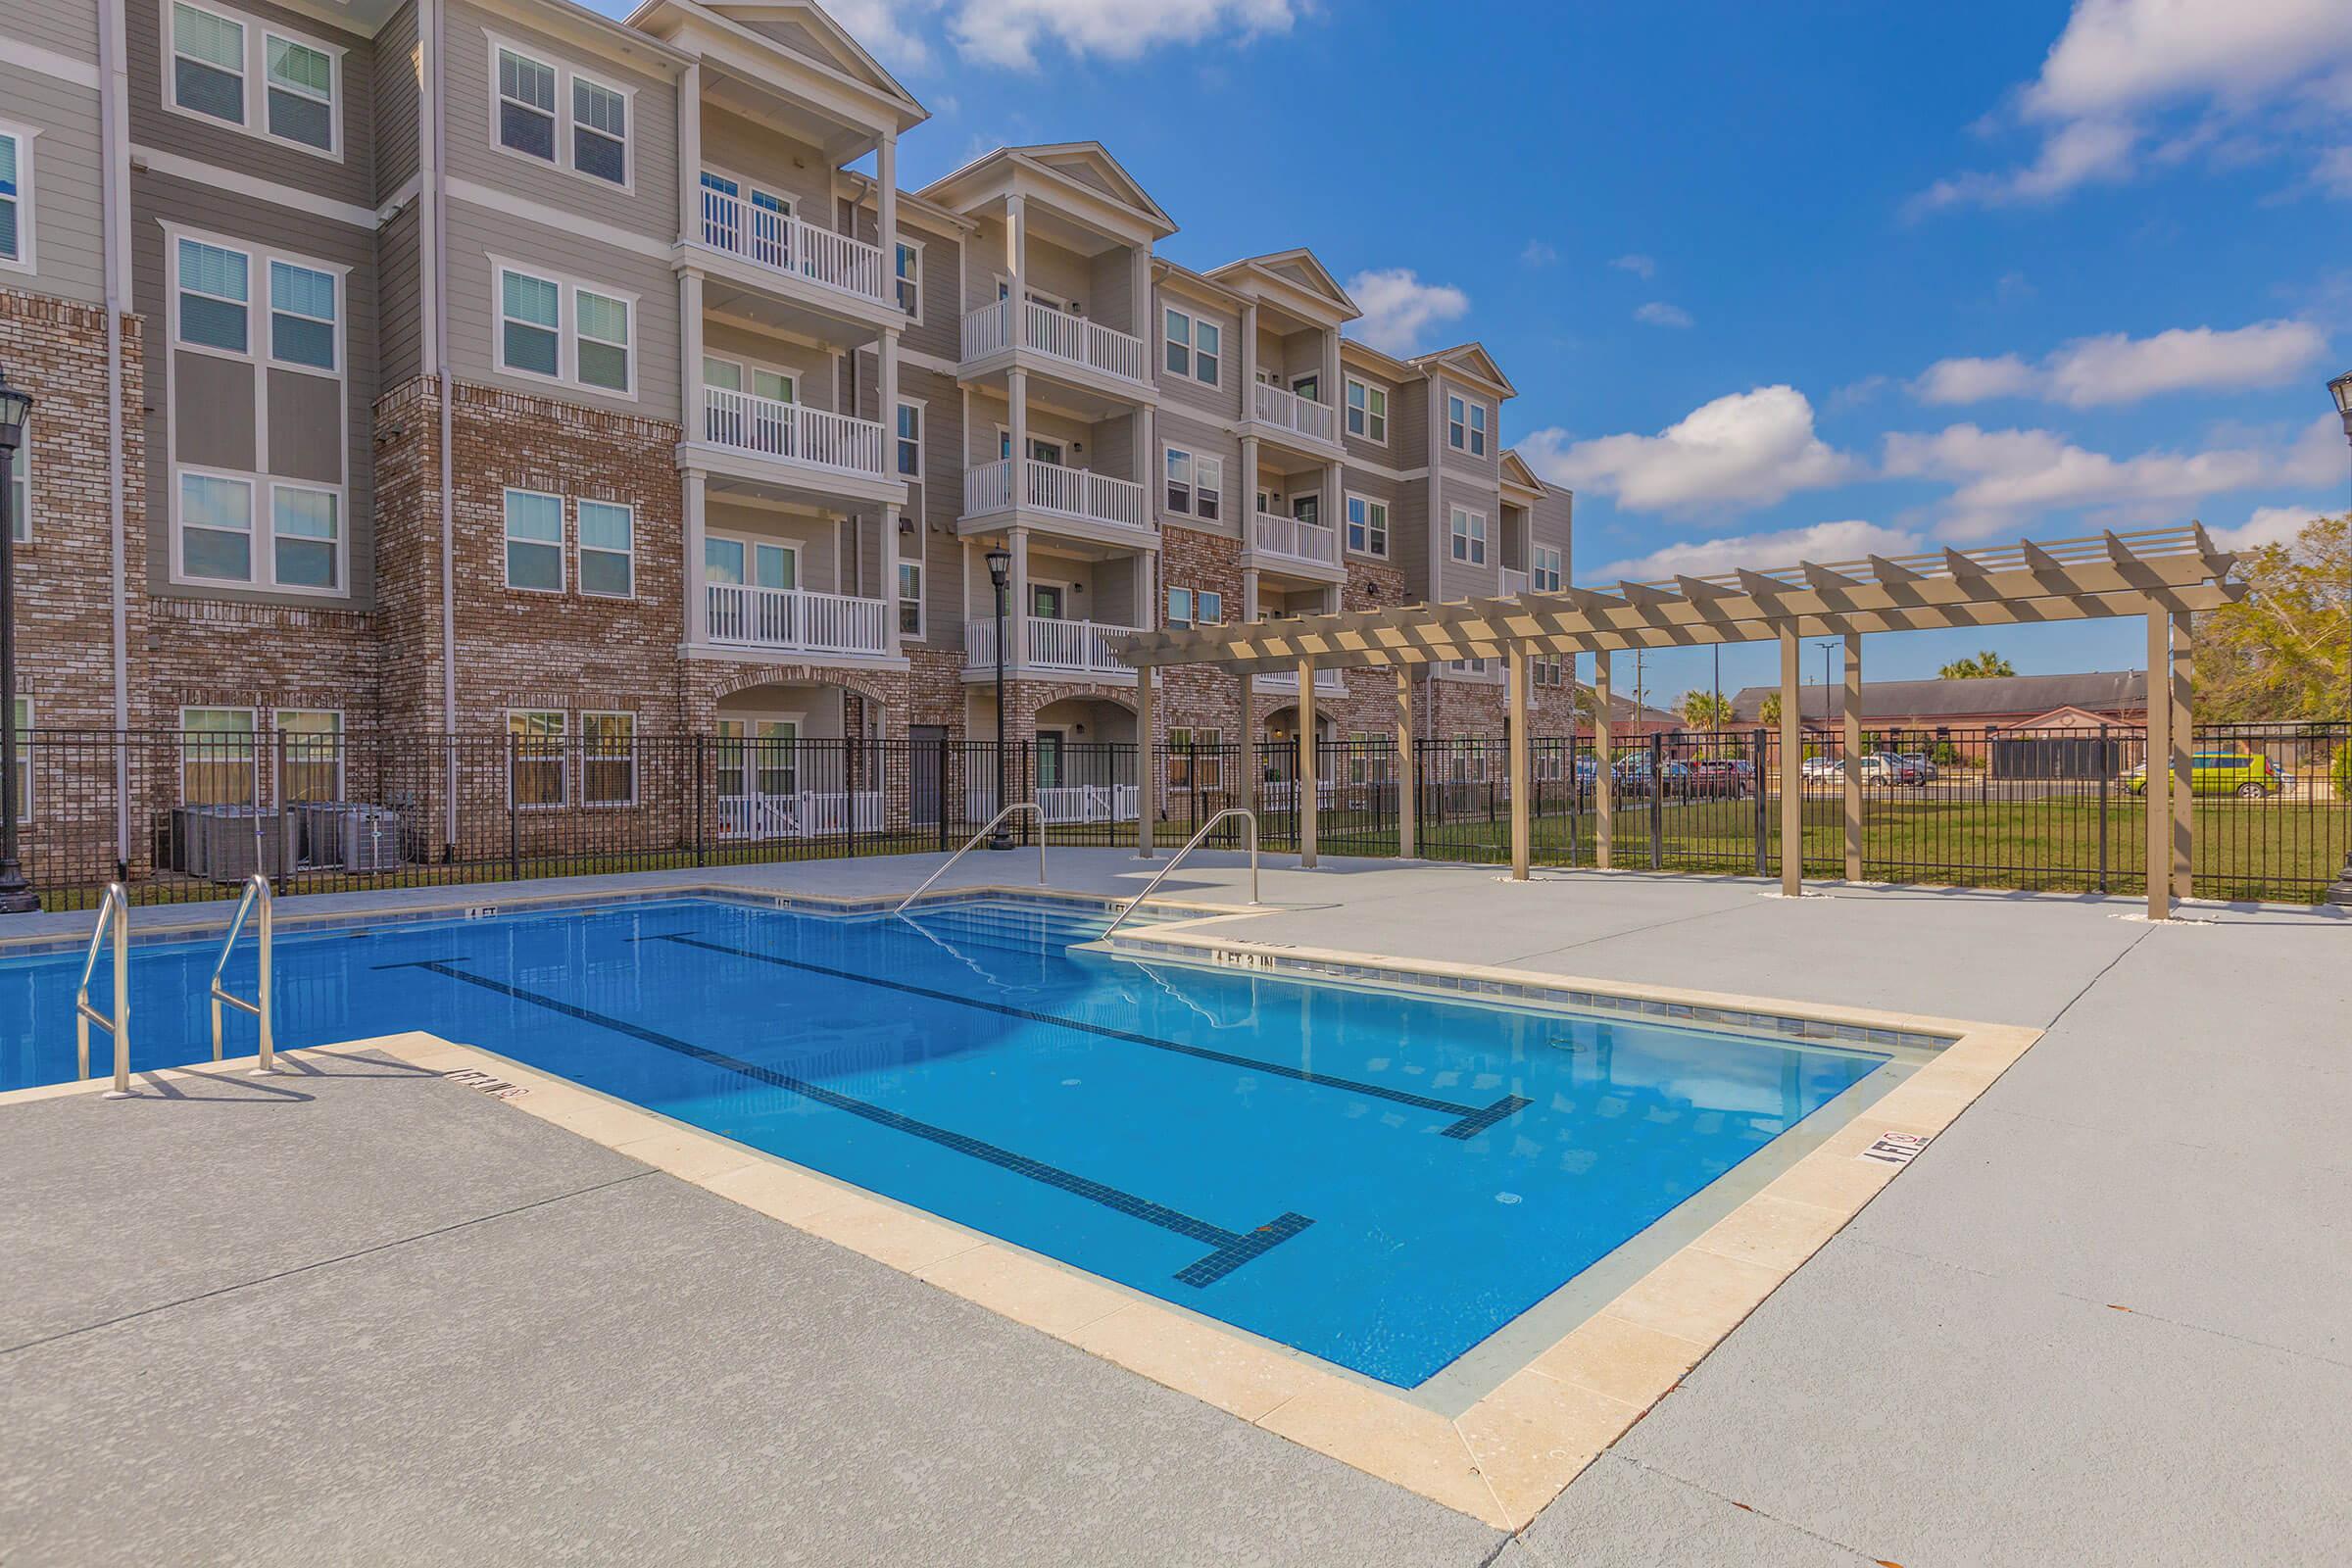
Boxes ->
[1116,526,2238,921]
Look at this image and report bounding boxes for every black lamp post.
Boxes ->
[985,545,1013,850]
[0,365,38,914]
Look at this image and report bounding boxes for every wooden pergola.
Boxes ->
[1117,525,2246,920]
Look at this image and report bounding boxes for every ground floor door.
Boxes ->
[1035,730,1065,790]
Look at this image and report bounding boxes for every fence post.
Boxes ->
[935,735,951,853]
[1648,731,1664,870]
[1752,727,1769,879]
[2096,722,2109,894]
[506,734,521,881]
[694,737,707,867]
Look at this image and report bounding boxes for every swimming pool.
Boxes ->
[0,895,1914,1391]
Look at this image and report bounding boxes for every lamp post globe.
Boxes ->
[0,363,39,914]
[985,546,1013,851]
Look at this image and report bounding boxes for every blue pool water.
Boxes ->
[0,897,1888,1388]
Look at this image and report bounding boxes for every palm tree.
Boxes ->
[1758,692,1783,728]
[1679,690,1735,731]
[1939,650,2016,679]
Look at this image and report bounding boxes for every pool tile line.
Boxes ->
[379,957,1316,1289]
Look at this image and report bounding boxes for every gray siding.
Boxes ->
[375,200,420,384]
[1152,280,1242,423]
[1340,363,1407,466]
[1434,375,1500,481]
[0,63,107,305]
[897,211,959,361]
[127,0,375,212]
[699,106,834,224]
[1153,408,1239,538]
[373,0,418,202]
[905,365,961,648]
[1532,487,1573,582]
[0,0,100,62]
[1437,475,1502,603]
[1087,245,1134,339]
[134,167,378,611]
[1339,466,1402,565]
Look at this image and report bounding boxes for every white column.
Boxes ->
[1007,525,1030,669]
[1241,566,1260,623]
[680,270,704,440]
[1135,550,1155,635]
[1135,664,1155,858]
[1005,194,1026,348]
[1140,402,1158,512]
[1240,434,1260,542]
[1134,247,1153,341]
[1395,666,1415,859]
[880,327,902,653]
[1241,303,1259,409]
[1007,366,1028,513]
[683,468,709,647]
[676,64,701,242]
[1298,660,1319,868]
[876,131,898,289]
[1508,642,1531,881]
[1325,458,1345,564]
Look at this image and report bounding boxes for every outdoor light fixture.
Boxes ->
[2329,368,2352,426]
[985,546,1013,850]
[0,363,39,914]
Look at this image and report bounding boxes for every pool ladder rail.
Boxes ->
[1102,808,1260,939]
[210,872,278,1075]
[73,872,278,1098]
[893,803,1048,915]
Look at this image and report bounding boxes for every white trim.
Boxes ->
[272,707,347,800]
[0,122,36,275]
[894,233,924,324]
[1345,374,1389,446]
[1162,305,1221,387]
[490,253,639,401]
[5,41,100,90]
[705,529,802,591]
[265,479,348,594]
[1449,504,1489,565]
[176,705,259,807]
[162,0,346,163]
[897,556,924,641]
[894,394,925,483]
[265,255,341,376]
[1345,490,1389,560]
[505,708,567,809]
[444,176,667,260]
[578,710,640,808]
[487,32,636,194]
[576,497,635,600]
[131,145,376,228]
[502,486,566,593]
[1532,543,1563,593]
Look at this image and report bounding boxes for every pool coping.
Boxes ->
[1,923,2037,1534]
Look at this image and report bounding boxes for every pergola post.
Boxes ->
[2171,610,2193,901]
[1395,665,1416,859]
[1298,658,1318,868]
[1236,669,1253,818]
[1842,632,1863,884]
[1135,663,1155,860]
[1593,653,1614,870]
[1508,642,1531,881]
[1779,621,1802,898]
[2144,611,2171,920]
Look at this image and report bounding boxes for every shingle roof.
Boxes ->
[1729,670,2147,724]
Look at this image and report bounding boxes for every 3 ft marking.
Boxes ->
[1858,1131,1930,1166]
[444,1068,526,1101]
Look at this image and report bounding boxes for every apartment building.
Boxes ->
[0,0,1574,829]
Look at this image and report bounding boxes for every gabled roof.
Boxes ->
[1338,336,1422,382]
[1411,342,1517,398]
[701,1,923,113]
[921,142,1177,236]
[1208,248,1357,316]
[1498,449,1546,496]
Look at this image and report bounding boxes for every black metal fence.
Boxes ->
[10,722,2347,909]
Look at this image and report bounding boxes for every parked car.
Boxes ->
[1897,752,1940,782]
[2125,751,2284,799]
[1688,759,1754,798]
[1860,753,1928,786]
[1800,756,1844,782]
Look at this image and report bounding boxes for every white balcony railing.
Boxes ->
[698,183,893,307]
[1499,566,1531,597]
[707,582,891,657]
[964,614,1140,677]
[964,781,1139,825]
[1250,380,1338,443]
[961,458,1149,532]
[702,388,888,479]
[959,300,1150,385]
[718,789,884,841]
[1257,666,1348,696]
[1249,511,1341,568]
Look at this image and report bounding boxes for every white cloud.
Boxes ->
[1634,301,1695,329]
[1915,0,2352,211]
[1344,269,1470,355]
[2320,145,2352,196]
[2211,504,2328,551]
[947,0,1307,70]
[1521,239,1559,267]
[1911,319,2328,407]
[1595,521,1926,584]
[1522,387,1862,514]
[826,0,946,70]
[1609,253,1657,280]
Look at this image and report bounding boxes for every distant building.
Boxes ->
[1729,671,2147,736]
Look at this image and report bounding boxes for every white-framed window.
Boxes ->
[1166,585,1222,626]
[494,262,635,398]
[577,499,633,598]
[1345,493,1388,558]
[1164,446,1193,514]
[898,559,923,638]
[1450,506,1488,564]
[1196,455,1223,522]
[268,259,337,371]
[1163,308,1221,385]
[895,237,922,319]
[1446,394,1490,456]
[270,483,342,590]
[168,2,343,159]
[1345,376,1386,443]
[275,708,343,801]
[581,710,637,807]
[10,696,30,822]
[1469,401,1489,456]
[896,400,922,479]
[180,706,258,805]
[1533,544,1563,593]
[494,39,633,189]
[177,469,255,583]
[0,123,34,273]
[176,236,251,354]
[508,710,565,808]
[503,488,564,591]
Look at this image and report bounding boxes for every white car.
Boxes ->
[1799,756,1844,781]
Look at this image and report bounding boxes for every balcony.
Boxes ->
[1257,666,1348,696]
[1247,510,1344,577]
[696,184,895,314]
[1499,566,1531,598]
[964,614,1141,680]
[707,582,892,658]
[1249,380,1339,446]
[961,458,1151,542]
[701,388,889,482]
[960,299,1151,389]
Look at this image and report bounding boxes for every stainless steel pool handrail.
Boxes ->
[893,804,1047,915]
[1102,808,1259,939]
[209,873,276,1073]
[74,882,133,1097]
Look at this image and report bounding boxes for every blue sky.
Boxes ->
[607,0,2352,705]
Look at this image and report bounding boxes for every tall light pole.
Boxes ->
[985,545,1013,851]
[1815,639,1838,750]
[2331,371,2351,723]
[0,365,37,913]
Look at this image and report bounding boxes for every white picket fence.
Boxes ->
[716,790,884,841]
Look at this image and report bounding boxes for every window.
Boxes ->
[0,126,30,270]
[1161,308,1219,385]
[1345,377,1387,442]
[1164,447,1193,514]
[181,708,258,805]
[1163,308,1191,378]
[1195,456,1222,522]
[265,34,334,151]
[1166,586,1193,626]
[1446,396,1489,455]
[895,239,921,318]
[268,260,336,370]
[1533,545,1563,593]
[504,488,564,591]
[1346,494,1389,558]
[497,47,557,162]
[172,4,246,125]
[275,709,343,801]
[1166,727,1225,792]
[499,268,559,378]
[1195,318,1221,385]
[896,401,922,478]
[509,710,565,808]
[578,499,632,597]
[574,289,630,391]
[270,484,340,589]
[177,237,250,354]
[1469,401,1489,457]
[581,711,636,806]
[571,77,626,184]
[898,560,922,637]
[179,471,254,581]
[1167,586,1221,626]
[1450,507,1488,564]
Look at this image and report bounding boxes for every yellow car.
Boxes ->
[2125,751,2283,799]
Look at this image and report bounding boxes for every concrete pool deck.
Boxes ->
[3,854,2347,1564]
